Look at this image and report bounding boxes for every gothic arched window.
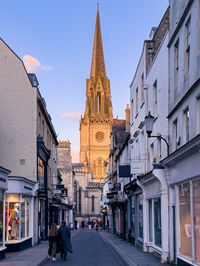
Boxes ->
[74,182,77,213]
[92,195,95,213]
[98,159,102,176]
[97,92,101,113]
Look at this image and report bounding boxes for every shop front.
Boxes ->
[5,176,38,252]
[163,134,200,265]
[0,166,10,259]
[124,180,143,246]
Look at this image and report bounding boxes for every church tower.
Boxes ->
[80,4,113,182]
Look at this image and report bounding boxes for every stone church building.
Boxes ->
[57,4,113,223]
[76,4,113,222]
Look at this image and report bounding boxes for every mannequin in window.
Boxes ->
[9,203,19,239]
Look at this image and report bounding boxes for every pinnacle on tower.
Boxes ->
[90,4,106,79]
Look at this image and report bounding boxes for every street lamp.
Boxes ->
[108,181,112,191]
[145,111,169,156]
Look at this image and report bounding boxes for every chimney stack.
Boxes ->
[125,104,130,132]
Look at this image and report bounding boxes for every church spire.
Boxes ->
[90,3,106,79]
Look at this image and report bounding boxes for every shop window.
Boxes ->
[148,197,161,247]
[179,182,192,259]
[148,200,153,242]
[154,198,161,247]
[138,194,143,239]
[131,197,135,238]
[0,190,4,248]
[193,179,200,263]
[5,194,31,242]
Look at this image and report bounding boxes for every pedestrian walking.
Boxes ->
[88,219,92,230]
[91,220,94,229]
[48,223,58,262]
[58,221,73,261]
[95,220,99,231]
[81,219,85,229]
[74,220,78,229]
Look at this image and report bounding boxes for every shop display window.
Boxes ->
[138,194,143,239]
[131,196,135,238]
[154,198,161,247]
[5,194,31,242]
[179,182,192,259]
[0,190,4,248]
[193,179,200,263]
[148,197,161,248]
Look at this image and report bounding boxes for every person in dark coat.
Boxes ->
[48,223,58,262]
[58,221,73,260]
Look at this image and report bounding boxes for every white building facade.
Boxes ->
[129,8,170,263]
[162,1,200,265]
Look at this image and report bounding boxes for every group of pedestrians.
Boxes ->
[80,219,102,231]
[48,220,73,262]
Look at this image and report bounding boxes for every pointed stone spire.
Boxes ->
[90,3,106,79]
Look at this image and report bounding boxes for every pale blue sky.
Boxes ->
[0,0,168,161]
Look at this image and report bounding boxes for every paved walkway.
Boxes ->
[0,230,79,266]
[46,230,124,266]
[99,230,171,266]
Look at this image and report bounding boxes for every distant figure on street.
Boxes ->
[95,220,99,231]
[88,220,92,230]
[70,222,73,230]
[58,221,73,261]
[74,220,78,230]
[81,220,85,229]
[91,220,94,229]
[48,223,58,262]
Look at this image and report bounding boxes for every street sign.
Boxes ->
[119,165,131,178]
[114,183,121,191]
[100,201,104,206]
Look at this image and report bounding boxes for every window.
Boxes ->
[38,113,41,135]
[148,198,162,247]
[173,119,178,151]
[149,200,153,242]
[135,139,140,160]
[153,80,157,117]
[131,99,134,123]
[42,120,44,137]
[185,17,191,73]
[98,159,102,176]
[79,188,81,214]
[196,97,200,134]
[97,92,101,113]
[178,179,200,264]
[141,130,145,161]
[154,198,161,247]
[0,190,4,248]
[174,39,179,89]
[74,183,77,213]
[136,87,138,114]
[38,157,44,189]
[138,194,143,239]
[141,74,144,104]
[179,183,192,259]
[193,179,200,263]
[92,195,95,213]
[5,194,31,242]
[150,142,154,166]
[183,107,189,143]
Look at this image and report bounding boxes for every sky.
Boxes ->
[0,0,168,162]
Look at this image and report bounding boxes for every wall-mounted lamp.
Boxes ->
[145,111,169,156]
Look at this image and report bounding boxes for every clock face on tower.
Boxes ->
[95,131,104,142]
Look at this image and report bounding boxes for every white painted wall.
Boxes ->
[0,39,37,181]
